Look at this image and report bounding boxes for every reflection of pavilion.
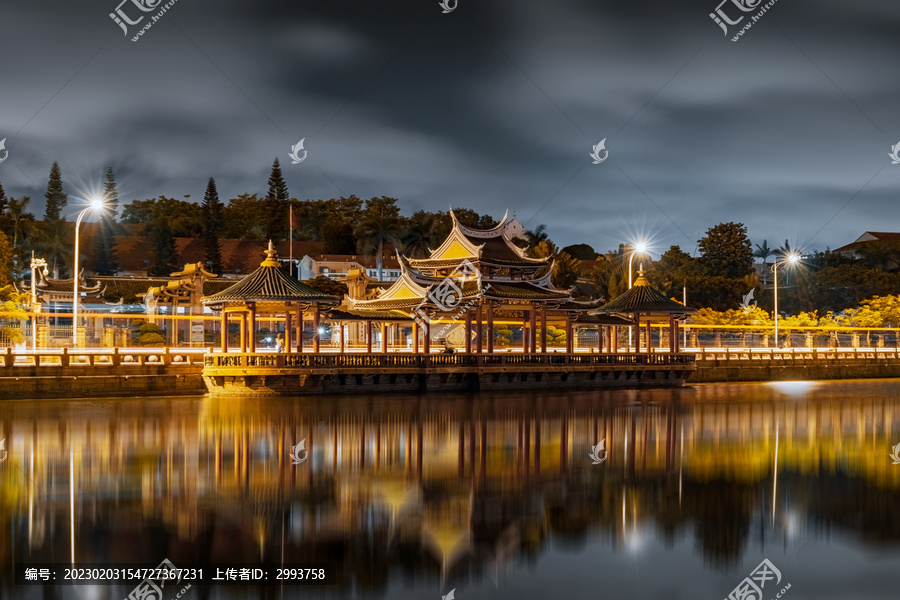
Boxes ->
[3,389,900,595]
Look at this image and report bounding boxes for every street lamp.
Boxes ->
[628,242,648,289]
[772,253,801,348]
[72,197,105,347]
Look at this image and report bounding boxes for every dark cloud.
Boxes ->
[1,0,899,254]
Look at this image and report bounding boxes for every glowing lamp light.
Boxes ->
[317,327,326,336]
[633,241,648,254]
[787,253,801,264]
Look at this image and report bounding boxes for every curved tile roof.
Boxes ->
[591,272,695,315]
[202,241,341,306]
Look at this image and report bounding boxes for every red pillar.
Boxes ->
[522,309,529,354]
[413,321,419,354]
[465,310,472,354]
[248,304,256,353]
[285,310,292,353]
[366,321,372,353]
[297,302,303,352]
[313,303,321,353]
[476,304,483,354]
[220,310,228,352]
[239,312,247,353]
[530,305,537,353]
[645,320,652,353]
[566,313,573,353]
[381,323,388,353]
[540,305,547,353]
[423,318,431,353]
[487,304,494,354]
[612,326,618,353]
[339,321,345,353]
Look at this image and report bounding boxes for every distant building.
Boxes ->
[298,252,402,282]
[834,232,900,257]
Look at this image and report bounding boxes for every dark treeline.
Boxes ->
[1,162,898,318]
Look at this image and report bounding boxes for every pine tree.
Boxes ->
[0,180,8,215]
[43,162,67,221]
[95,167,119,275]
[201,177,224,273]
[264,158,289,241]
[149,218,178,276]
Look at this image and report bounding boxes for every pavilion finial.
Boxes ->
[634,265,650,287]
[261,239,280,267]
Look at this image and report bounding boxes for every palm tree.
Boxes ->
[355,197,403,281]
[401,211,437,258]
[754,240,772,285]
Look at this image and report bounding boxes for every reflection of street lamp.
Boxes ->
[628,242,648,289]
[30,252,49,352]
[772,253,800,347]
[72,198,105,347]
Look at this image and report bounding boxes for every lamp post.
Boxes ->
[30,252,49,352]
[72,198,105,347]
[772,253,800,348]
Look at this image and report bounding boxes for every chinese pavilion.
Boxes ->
[350,211,593,352]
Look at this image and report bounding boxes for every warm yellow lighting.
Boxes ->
[767,381,818,397]
[633,242,648,254]
[90,197,105,211]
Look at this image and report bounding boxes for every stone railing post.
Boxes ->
[112,347,121,366]
[60,347,69,367]
[2,347,10,370]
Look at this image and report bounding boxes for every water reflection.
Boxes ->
[0,381,899,598]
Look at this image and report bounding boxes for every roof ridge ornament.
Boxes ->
[261,239,280,267]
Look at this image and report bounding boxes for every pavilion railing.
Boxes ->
[203,352,697,369]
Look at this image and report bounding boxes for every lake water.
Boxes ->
[1,380,899,599]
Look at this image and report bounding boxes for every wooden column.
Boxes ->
[423,318,431,353]
[669,317,676,353]
[540,304,548,353]
[565,313,573,353]
[285,310,292,353]
[522,310,529,354]
[297,306,304,353]
[645,320,652,353]
[633,315,640,353]
[530,304,537,353]
[220,310,228,352]
[612,325,618,353]
[476,304,483,354]
[339,322,345,353]
[487,303,494,354]
[248,304,256,353]
[239,312,247,353]
[465,310,472,354]
[366,321,372,353]
[413,321,420,354]
[313,303,321,353]
[381,323,388,353]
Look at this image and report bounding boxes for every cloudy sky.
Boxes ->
[1,0,899,254]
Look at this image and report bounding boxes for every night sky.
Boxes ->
[2,0,899,255]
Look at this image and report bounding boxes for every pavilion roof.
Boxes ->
[34,271,105,296]
[407,210,548,268]
[202,242,341,307]
[591,272,696,316]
